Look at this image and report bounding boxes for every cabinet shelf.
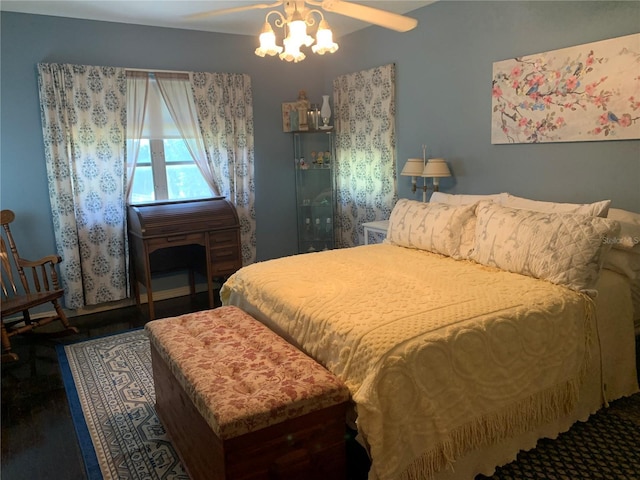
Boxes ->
[293,131,335,254]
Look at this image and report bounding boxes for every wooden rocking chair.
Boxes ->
[1,209,78,362]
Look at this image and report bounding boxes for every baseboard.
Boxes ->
[70,284,211,317]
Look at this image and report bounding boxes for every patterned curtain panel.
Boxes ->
[333,64,397,248]
[38,63,128,309]
[190,73,256,264]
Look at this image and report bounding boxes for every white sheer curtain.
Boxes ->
[38,63,128,309]
[125,72,149,199]
[190,72,256,265]
[333,64,397,248]
[154,72,221,196]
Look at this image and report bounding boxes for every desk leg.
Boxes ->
[205,233,214,309]
[146,290,155,320]
[143,246,155,320]
[129,241,142,308]
[132,272,141,308]
[188,269,196,298]
[363,227,370,245]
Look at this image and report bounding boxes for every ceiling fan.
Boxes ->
[188,1,419,33]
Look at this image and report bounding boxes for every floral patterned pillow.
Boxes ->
[500,193,611,217]
[430,191,507,205]
[471,201,620,296]
[385,199,477,259]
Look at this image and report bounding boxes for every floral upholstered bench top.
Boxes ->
[145,306,350,439]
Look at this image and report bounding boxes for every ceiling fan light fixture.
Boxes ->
[311,19,338,55]
[199,1,417,62]
[252,2,343,62]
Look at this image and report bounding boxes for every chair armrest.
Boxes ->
[18,254,62,268]
[16,255,63,292]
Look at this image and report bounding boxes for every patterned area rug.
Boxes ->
[57,329,187,480]
[479,394,640,479]
[59,329,640,480]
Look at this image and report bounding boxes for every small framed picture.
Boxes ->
[282,102,299,132]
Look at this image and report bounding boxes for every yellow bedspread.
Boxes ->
[220,244,592,480]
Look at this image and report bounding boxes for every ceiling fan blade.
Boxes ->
[321,0,418,32]
[186,1,283,21]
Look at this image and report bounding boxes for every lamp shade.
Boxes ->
[312,19,339,54]
[255,22,282,57]
[401,158,424,176]
[423,158,451,178]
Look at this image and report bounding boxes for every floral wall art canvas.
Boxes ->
[491,33,640,144]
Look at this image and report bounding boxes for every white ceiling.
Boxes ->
[1,1,434,37]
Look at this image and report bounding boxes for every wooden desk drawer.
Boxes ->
[209,229,241,277]
[147,232,206,252]
[210,259,242,276]
[210,230,239,246]
[211,243,239,260]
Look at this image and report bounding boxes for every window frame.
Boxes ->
[149,138,169,200]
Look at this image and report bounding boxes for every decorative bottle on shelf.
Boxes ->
[320,95,331,129]
[308,104,320,130]
[315,218,321,240]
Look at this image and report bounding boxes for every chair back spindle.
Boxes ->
[1,237,19,298]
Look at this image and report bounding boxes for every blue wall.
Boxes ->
[1,2,639,279]
[326,0,639,209]
[0,11,332,265]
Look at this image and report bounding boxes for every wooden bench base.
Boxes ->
[151,344,348,480]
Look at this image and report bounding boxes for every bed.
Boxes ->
[220,195,639,480]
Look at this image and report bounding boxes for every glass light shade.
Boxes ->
[422,158,451,177]
[255,24,283,57]
[312,20,339,54]
[288,19,314,47]
[401,158,425,176]
[279,36,306,63]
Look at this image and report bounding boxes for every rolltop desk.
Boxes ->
[127,198,242,319]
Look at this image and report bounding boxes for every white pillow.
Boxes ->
[631,280,640,327]
[386,199,477,259]
[471,202,620,296]
[602,249,640,280]
[500,194,611,218]
[430,192,507,205]
[607,208,640,251]
[608,207,640,225]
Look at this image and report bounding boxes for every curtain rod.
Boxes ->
[125,67,190,75]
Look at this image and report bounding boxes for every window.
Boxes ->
[128,75,213,204]
[130,138,213,203]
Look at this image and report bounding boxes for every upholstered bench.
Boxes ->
[145,306,350,480]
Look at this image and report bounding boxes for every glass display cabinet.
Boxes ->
[293,131,335,253]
